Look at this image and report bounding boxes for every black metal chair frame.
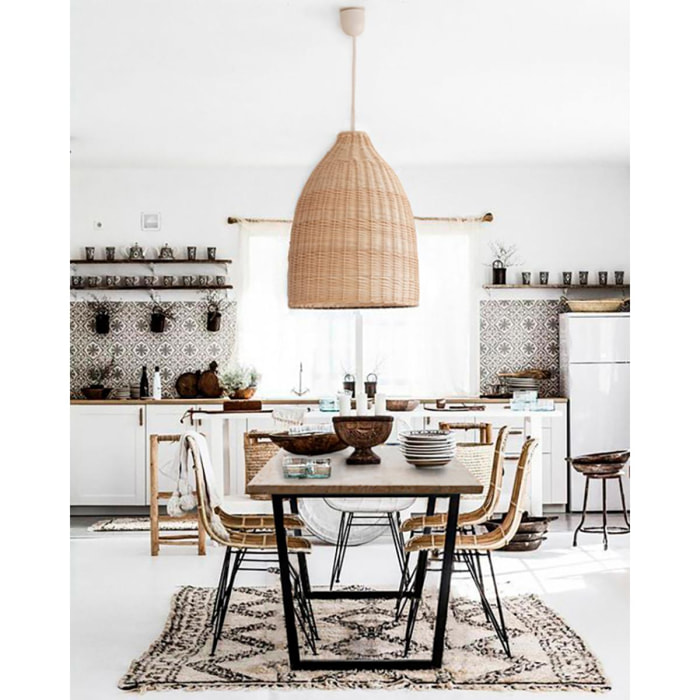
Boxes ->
[329,510,405,590]
[209,544,319,656]
[573,473,630,550]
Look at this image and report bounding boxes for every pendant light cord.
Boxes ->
[351,36,356,131]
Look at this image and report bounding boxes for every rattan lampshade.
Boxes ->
[287,131,419,309]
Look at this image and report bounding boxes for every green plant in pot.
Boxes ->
[221,365,261,399]
[149,292,174,333]
[87,295,116,335]
[202,289,231,332]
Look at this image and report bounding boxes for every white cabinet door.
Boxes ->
[71,405,146,505]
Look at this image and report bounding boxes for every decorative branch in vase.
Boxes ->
[488,241,523,285]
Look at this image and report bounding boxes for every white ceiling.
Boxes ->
[70,0,629,167]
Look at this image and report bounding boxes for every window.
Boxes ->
[235,220,480,397]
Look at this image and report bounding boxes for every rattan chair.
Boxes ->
[394,425,507,620]
[185,434,319,655]
[400,424,507,534]
[401,437,538,658]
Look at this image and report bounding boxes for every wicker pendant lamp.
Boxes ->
[287,7,419,309]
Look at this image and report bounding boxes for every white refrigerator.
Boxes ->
[560,313,630,511]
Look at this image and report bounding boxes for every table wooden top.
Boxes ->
[247,445,484,497]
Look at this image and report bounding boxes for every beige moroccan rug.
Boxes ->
[119,586,609,692]
[88,517,196,532]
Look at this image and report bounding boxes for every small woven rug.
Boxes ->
[88,517,196,532]
[119,586,609,692]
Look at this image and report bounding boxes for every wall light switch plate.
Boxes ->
[141,212,161,231]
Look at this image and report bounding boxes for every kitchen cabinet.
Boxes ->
[71,405,147,505]
[423,406,568,512]
[71,402,568,511]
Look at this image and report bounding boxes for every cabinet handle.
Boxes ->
[139,408,143,426]
[509,429,524,435]
[505,456,519,461]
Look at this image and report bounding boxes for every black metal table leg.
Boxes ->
[432,494,460,666]
[272,495,301,669]
[289,497,311,597]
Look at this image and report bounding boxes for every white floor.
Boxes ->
[71,517,629,699]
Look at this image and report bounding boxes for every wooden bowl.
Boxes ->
[267,431,346,456]
[332,416,394,464]
[571,450,630,464]
[571,462,626,477]
[386,399,420,412]
[232,387,256,400]
[81,386,112,400]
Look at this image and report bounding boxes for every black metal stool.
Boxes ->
[572,461,630,550]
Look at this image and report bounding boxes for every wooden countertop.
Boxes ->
[69,396,568,406]
[247,445,484,496]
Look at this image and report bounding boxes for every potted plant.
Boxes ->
[149,293,174,333]
[87,295,116,334]
[82,354,115,399]
[202,289,231,332]
[488,241,522,285]
[221,365,261,399]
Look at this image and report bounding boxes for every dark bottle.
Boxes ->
[139,365,149,399]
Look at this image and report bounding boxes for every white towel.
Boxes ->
[161,430,230,542]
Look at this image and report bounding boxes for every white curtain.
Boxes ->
[234,219,480,397]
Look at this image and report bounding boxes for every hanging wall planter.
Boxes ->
[95,312,110,334]
[207,311,222,332]
[202,289,231,333]
[149,292,174,334]
[150,311,166,333]
[87,295,116,335]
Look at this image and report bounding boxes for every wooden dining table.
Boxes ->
[247,445,483,671]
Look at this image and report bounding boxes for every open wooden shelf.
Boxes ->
[71,285,233,291]
[70,259,232,265]
[483,284,630,290]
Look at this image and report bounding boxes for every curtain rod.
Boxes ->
[227,213,493,225]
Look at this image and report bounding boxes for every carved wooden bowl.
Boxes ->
[332,416,394,464]
[267,431,347,456]
[385,399,420,412]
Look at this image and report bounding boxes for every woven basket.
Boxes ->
[288,131,419,309]
[455,442,494,499]
[564,298,627,312]
[243,432,280,501]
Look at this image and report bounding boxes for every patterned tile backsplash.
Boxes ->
[480,300,564,397]
[70,301,237,398]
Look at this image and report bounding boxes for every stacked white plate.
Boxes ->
[505,377,539,392]
[398,430,456,468]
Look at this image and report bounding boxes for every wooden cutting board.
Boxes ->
[176,371,199,398]
[198,362,222,398]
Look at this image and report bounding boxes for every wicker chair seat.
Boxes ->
[223,529,311,554]
[325,497,415,513]
[217,511,304,531]
[405,524,514,554]
[400,502,495,533]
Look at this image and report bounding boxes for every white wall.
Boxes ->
[71,163,629,388]
[71,164,629,281]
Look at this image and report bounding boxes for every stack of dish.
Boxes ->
[398,429,456,468]
[112,386,131,400]
[505,376,539,392]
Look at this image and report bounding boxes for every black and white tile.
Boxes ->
[70,301,237,398]
[480,300,564,397]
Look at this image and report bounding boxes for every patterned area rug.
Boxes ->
[88,517,196,532]
[119,586,609,692]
